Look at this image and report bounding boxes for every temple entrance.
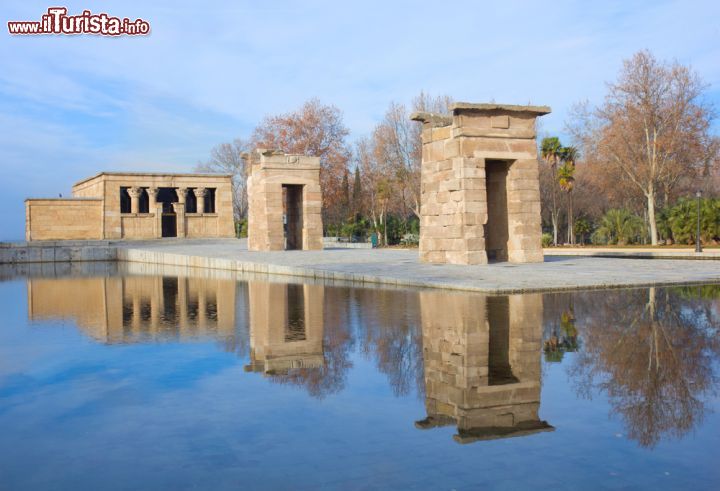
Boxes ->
[161,213,177,237]
[283,184,304,250]
[157,188,178,238]
[484,160,510,262]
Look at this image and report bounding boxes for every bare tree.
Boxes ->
[569,51,717,245]
[196,138,249,220]
[371,92,453,221]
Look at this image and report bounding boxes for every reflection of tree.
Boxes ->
[265,287,354,399]
[354,289,424,398]
[544,308,580,362]
[267,340,352,399]
[570,287,720,447]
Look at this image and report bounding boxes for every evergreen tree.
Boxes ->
[352,166,362,216]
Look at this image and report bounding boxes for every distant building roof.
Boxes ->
[73,171,233,187]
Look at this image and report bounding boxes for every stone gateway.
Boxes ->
[246,149,323,251]
[411,103,550,265]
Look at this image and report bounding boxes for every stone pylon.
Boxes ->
[411,103,550,265]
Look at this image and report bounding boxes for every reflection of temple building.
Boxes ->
[27,275,236,343]
[416,292,553,443]
[245,282,324,374]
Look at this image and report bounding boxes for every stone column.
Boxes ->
[174,187,187,238]
[147,187,158,212]
[172,202,186,237]
[175,187,187,205]
[195,187,207,214]
[147,187,161,237]
[128,186,142,214]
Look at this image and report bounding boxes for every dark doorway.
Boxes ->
[156,187,178,238]
[484,160,510,262]
[162,214,177,237]
[487,295,518,385]
[283,184,304,250]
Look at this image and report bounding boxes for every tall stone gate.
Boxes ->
[247,149,323,251]
[411,103,550,265]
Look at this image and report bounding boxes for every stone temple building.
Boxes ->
[25,172,235,241]
[246,149,323,251]
[411,103,550,265]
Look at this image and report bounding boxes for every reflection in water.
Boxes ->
[415,291,553,443]
[23,271,720,449]
[559,286,720,448]
[27,274,237,343]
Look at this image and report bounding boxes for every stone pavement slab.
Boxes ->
[114,238,720,293]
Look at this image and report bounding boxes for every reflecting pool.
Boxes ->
[1,263,719,490]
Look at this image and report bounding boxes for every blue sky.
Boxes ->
[1,0,719,240]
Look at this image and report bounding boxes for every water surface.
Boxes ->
[1,263,719,490]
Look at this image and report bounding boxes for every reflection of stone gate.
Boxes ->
[246,149,323,251]
[245,281,325,373]
[411,103,550,265]
[415,291,553,443]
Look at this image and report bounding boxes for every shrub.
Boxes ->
[235,219,248,238]
[400,233,419,247]
[668,197,720,244]
[592,209,644,245]
[541,233,553,247]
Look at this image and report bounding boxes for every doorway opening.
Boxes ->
[283,184,304,250]
[157,187,178,238]
[484,160,510,262]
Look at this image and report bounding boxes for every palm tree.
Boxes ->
[559,146,578,244]
[541,137,563,245]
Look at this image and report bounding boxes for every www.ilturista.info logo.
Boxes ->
[8,7,150,36]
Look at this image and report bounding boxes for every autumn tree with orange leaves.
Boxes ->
[251,99,351,226]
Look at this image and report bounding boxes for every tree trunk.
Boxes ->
[647,190,658,246]
[552,212,559,246]
[567,193,574,245]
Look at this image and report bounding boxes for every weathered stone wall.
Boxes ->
[416,290,550,442]
[120,215,157,239]
[25,198,104,241]
[247,150,323,251]
[412,103,549,265]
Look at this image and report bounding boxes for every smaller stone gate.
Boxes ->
[246,149,323,251]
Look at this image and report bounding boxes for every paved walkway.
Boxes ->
[545,247,720,260]
[115,239,720,293]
